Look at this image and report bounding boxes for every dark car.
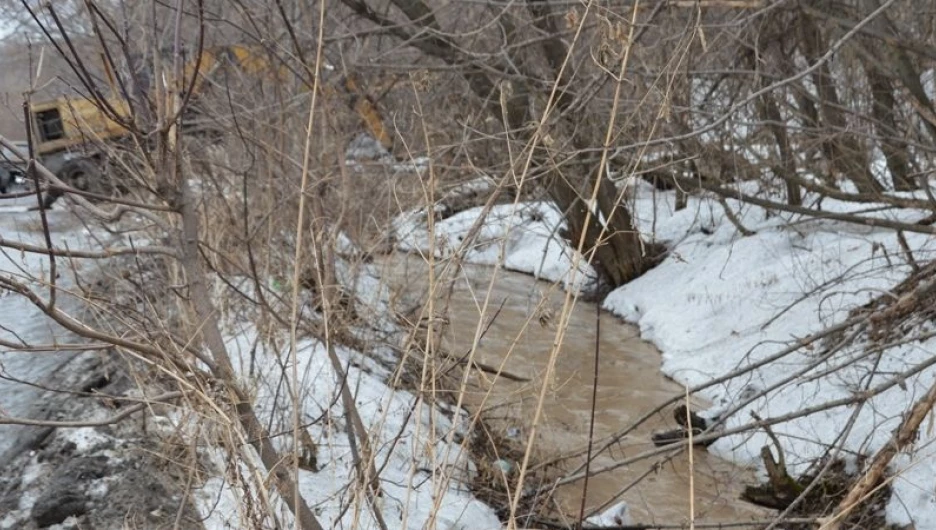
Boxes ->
[0,141,29,194]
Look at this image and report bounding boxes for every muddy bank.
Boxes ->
[0,352,203,530]
[382,255,768,526]
[0,206,202,529]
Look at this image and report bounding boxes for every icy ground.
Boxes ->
[0,196,209,529]
[395,180,936,529]
[0,196,107,459]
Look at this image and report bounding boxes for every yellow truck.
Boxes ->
[27,45,394,207]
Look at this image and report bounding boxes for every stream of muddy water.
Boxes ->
[381,255,768,527]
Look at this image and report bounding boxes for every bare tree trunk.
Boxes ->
[525,0,648,287]
[799,13,883,194]
[178,177,324,530]
[854,0,936,143]
[864,62,914,190]
[759,88,803,205]
[749,41,802,205]
[888,47,936,141]
[671,65,695,212]
[548,166,646,287]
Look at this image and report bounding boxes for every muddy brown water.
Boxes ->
[381,255,768,527]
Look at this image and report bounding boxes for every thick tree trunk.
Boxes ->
[865,64,915,190]
[526,0,648,287]
[799,14,883,194]
[549,166,646,287]
[752,46,802,205]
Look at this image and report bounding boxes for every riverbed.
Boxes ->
[381,254,769,526]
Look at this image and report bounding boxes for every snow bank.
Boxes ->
[192,324,500,530]
[393,200,596,290]
[193,251,501,529]
[0,197,501,530]
[603,181,936,528]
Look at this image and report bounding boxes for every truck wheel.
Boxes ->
[44,158,103,208]
[59,158,102,192]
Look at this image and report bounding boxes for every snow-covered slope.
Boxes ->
[607,182,936,528]
[192,314,499,530]
[393,200,595,291]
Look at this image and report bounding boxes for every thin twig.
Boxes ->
[0,391,183,427]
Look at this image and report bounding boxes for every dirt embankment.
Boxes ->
[0,351,204,529]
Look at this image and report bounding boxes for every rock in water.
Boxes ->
[652,405,721,447]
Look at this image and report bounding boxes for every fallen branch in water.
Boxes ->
[462,357,531,382]
[527,515,820,529]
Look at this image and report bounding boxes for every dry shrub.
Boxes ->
[787,459,898,530]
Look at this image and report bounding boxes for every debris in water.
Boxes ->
[493,459,514,476]
[586,500,633,527]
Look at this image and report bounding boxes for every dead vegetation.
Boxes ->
[774,458,896,530]
[2,0,936,529]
